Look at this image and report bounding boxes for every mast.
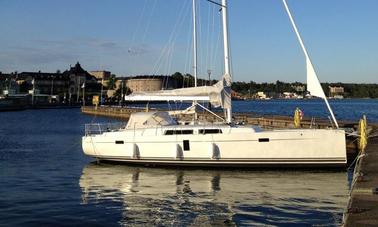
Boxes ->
[50,77,54,96]
[282,0,339,128]
[77,77,80,103]
[192,0,199,121]
[221,0,232,123]
[100,78,104,105]
[192,0,198,87]
[32,78,35,106]
[82,82,86,106]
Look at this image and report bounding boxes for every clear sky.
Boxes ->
[0,0,377,83]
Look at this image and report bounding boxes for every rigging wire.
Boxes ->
[183,17,193,88]
[150,0,190,76]
[142,0,224,92]
[129,0,148,55]
[197,0,203,81]
[205,3,211,76]
[140,0,158,45]
[166,42,175,78]
[210,8,222,78]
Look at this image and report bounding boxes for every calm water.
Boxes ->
[233,99,378,122]
[0,99,376,226]
[136,98,378,122]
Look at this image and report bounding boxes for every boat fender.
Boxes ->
[132,143,140,159]
[174,144,183,160]
[209,143,220,159]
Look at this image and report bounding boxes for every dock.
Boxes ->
[344,125,378,226]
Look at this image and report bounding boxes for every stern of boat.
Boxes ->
[82,122,126,158]
[82,135,95,157]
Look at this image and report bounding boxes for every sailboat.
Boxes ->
[82,0,346,167]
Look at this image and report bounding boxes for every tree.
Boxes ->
[171,72,184,88]
[107,74,117,90]
[114,82,131,103]
[183,73,195,88]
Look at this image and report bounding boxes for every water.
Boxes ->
[233,99,378,122]
[0,99,375,226]
[134,98,378,122]
[80,165,348,226]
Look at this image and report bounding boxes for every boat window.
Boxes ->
[115,140,124,144]
[199,129,222,134]
[258,138,269,142]
[183,140,190,151]
[164,130,193,135]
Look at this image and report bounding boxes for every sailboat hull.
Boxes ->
[82,126,346,168]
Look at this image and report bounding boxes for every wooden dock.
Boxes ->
[344,126,378,226]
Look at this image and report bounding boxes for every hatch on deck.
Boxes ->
[126,111,177,129]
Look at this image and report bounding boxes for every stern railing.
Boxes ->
[85,122,127,136]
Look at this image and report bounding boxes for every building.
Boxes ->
[89,71,111,88]
[17,71,69,96]
[329,86,344,98]
[0,72,19,94]
[89,71,111,81]
[292,84,305,93]
[283,92,300,99]
[231,90,245,100]
[329,86,344,94]
[64,62,100,103]
[255,91,268,99]
[2,62,101,105]
[125,76,174,93]
[126,78,162,92]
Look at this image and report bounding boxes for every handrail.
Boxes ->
[85,122,127,136]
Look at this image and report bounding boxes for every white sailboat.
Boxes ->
[82,0,346,167]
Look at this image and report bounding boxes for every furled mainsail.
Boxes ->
[125,73,231,109]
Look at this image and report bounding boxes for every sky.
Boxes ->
[0,0,377,83]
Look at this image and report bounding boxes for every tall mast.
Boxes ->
[221,0,232,123]
[100,78,104,105]
[32,78,35,106]
[192,0,198,87]
[221,0,230,77]
[191,0,199,122]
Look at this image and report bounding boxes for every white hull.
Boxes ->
[82,125,347,167]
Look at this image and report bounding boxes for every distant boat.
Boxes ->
[332,95,344,99]
[82,0,346,167]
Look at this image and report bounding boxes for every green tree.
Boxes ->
[171,72,184,88]
[107,74,117,90]
[114,82,131,101]
[183,73,195,87]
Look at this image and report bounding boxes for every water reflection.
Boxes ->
[79,164,349,226]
